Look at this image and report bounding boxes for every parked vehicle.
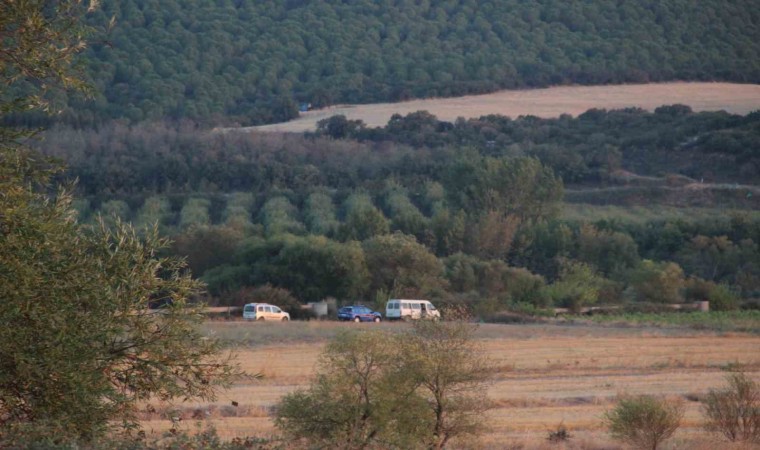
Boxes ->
[337,305,382,322]
[385,299,440,321]
[243,303,290,321]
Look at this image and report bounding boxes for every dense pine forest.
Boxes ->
[5,0,760,127]
[6,0,759,316]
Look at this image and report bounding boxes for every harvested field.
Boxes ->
[245,82,760,133]
[140,322,760,448]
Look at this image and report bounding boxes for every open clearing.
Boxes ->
[248,82,760,133]
[140,322,760,448]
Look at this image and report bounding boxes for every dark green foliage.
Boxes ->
[543,259,608,312]
[625,261,686,304]
[339,192,391,241]
[10,0,760,126]
[363,232,446,298]
[204,234,370,303]
[229,284,309,320]
[30,107,760,311]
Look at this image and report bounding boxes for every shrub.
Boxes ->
[547,422,571,442]
[275,322,492,449]
[604,395,684,450]
[702,372,760,443]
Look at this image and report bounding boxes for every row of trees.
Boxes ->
[197,229,752,315]
[38,107,760,202]
[66,180,758,306]
[5,0,760,126]
[35,107,758,310]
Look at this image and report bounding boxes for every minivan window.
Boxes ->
[402,302,409,309]
[428,303,437,310]
[257,305,264,311]
[273,307,282,313]
[412,303,421,310]
[265,306,273,313]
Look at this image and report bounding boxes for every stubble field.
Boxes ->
[248,82,760,133]
[140,321,760,449]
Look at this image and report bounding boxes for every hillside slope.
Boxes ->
[17,0,760,126]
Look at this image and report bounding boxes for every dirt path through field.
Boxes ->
[245,82,760,133]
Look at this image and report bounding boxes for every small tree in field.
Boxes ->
[275,330,428,449]
[702,372,760,443]
[275,323,492,449]
[404,321,493,450]
[604,395,684,450]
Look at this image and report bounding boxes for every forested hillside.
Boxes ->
[8,0,760,126]
[40,107,760,313]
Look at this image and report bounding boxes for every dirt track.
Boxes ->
[245,82,760,133]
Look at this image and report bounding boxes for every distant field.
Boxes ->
[248,82,760,133]
[140,322,760,448]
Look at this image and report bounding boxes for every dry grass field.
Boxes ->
[139,322,760,449]
[246,82,760,133]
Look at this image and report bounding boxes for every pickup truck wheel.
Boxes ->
[354,316,361,323]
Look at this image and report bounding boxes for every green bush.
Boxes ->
[604,395,684,450]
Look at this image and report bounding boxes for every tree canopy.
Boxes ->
[6,0,760,126]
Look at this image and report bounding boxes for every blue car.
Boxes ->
[338,305,382,322]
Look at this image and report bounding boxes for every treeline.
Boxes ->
[40,107,760,313]
[315,106,760,186]
[7,0,760,127]
[69,186,759,314]
[42,106,760,197]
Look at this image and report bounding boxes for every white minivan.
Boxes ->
[243,303,290,321]
[385,299,440,321]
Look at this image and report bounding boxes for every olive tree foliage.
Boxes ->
[275,323,492,449]
[0,1,238,442]
[0,164,239,441]
[0,0,98,113]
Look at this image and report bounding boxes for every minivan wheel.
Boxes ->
[374,316,381,323]
[353,317,361,323]
[257,317,265,321]
[282,317,289,322]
